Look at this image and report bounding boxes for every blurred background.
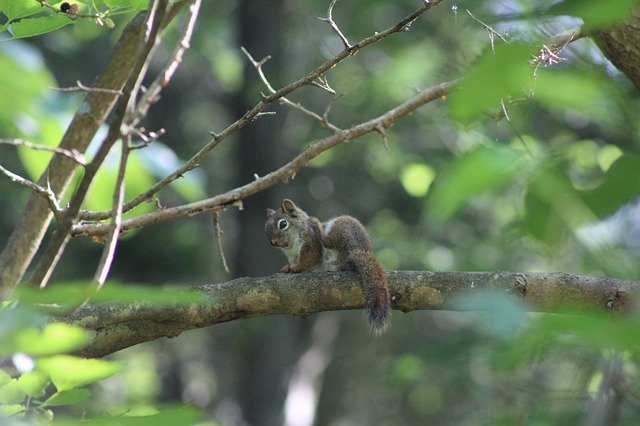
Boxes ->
[1,0,640,424]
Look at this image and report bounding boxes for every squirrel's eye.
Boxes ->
[277,219,289,230]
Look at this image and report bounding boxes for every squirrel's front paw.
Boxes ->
[281,265,293,273]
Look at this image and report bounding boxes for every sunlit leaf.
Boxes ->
[38,356,122,391]
[0,403,25,417]
[430,145,529,220]
[42,388,91,407]
[0,370,11,386]
[9,15,75,39]
[533,70,612,116]
[0,379,25,404]
[15,281,204,308]
[549,0,640,29]
[85,143,155,218]
[57,404,203,425]
[400,163,435,197]
[16,370,49,397]
[135,142,206,203]
[449,43,535,123]
[2,323,89,356]
[0,0,39,21]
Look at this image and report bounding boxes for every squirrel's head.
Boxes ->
[265,199,304,248]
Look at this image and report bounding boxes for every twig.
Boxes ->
[77,0,447,223]
[310,76,336,94]
[317,0,351,49]
[241,47,341,132]
[93,138,130,286]
[0,164,61,218]
[0,138,87,166]
[52,80,124,96]
[129,0,202,127]
[29,0,171,289]
[212,212,230,273]
[72,79,457,237]
[466,9,509,51]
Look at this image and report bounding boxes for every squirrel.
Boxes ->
[265,199,390,334]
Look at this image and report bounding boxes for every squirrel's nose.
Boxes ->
[269,239,277,246]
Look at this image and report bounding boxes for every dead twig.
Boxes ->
[0,165,62,218]
[317,0,351,50]
[0,138,87,166]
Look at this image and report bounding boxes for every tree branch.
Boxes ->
[76,0,448,222]
[71,79,457,237]
[62,270,639,358]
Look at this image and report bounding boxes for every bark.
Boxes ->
[62,270,639,358]
[593,9,640,90]
[0,13,148,294]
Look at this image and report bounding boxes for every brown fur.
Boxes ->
[266,199,390,333]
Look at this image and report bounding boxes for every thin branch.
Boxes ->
[93,138,130,286]
[241,47,341,132]
[466,9,509,50]
[61,270,640,358]
[317,0,351,49]
[0,164,61,217]
[0,138,87,166]
[212,212,230,274]
[129,0,202,127]
[72,79,457,237]
[28,0,171,289]
[77,0,448,222]
[52,80,124,96]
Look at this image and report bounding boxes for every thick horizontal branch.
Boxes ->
[63,270,639,358]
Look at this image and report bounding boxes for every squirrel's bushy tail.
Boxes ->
[351,251,390,335]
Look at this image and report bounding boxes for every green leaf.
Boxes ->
[581,154,640,218]
[38,356,122,391]
[0,370,11,386]
[85,143,155,218]
[62,405,203,425]
[522,161,595,244]
[41,388,91,407]
[533,70,612,116]
[0,379,25,404]
[2,323,89,356]
[549,0,640,29]
[9,14,75,39]
[400,163,436,197]
[430,145,529,220]
[0,0,39,21]
[135,142,206,203]
[15,281,204,308]
[0,404,26,417]
[17,371,49,397]
[449,43,535,123]
[103,0,149,11]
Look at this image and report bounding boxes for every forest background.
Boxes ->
[1,0,640,424]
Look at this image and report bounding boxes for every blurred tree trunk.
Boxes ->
[232,1,309,424]
[594,9,640,89]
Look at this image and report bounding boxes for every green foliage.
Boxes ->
[38,356,122,391]
[13,281,204,313]
[429,144,530,220]
[0,0,148,41]
[549,0,640,28]
[1,323,89,356]
[448,43,535,123]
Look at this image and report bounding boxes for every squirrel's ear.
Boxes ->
[282,199,297,216]
[266,208,276,217]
